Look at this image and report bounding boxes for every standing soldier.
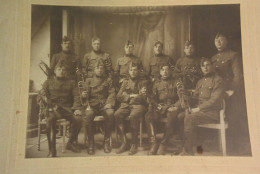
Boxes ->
[114,40,144,85]
[179,58,224,155]
[148,41,174,82]
[81,37,113,79]
[145,64,181,155]
[50,36,79,80]
[173,41,201,90]
[212,32,249,154]
[114,63,148,155]
[40,61,82,157]
[81,60,115,155]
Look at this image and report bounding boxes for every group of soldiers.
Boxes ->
[40,32,244,157]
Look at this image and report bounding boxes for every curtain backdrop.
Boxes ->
[69,7,190,71]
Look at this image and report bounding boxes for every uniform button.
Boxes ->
[216,65,219,68]
[221,61,225,64]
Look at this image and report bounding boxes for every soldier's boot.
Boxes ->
[128,128,138,155]
[66,141,81,153]
[66,122,81,153]
[116,124,128,154]
[147,123,159,155]
[157,138,167,155]
[104,128,112,153]
[47,124,57,157]
[86,125,95,155]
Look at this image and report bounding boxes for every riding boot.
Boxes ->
[47,123,57,157]
[147,123,159,155]
[104,126,111,153]
[128,127,138,155]
[116,124,128,154]
[86,125,95,155]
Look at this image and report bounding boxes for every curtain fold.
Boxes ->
[70,8,190,70]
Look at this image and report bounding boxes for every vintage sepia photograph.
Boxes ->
[25,3,252,159]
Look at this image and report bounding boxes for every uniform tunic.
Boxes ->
[114,55,144,82]
[174,56,201,89]
[148,54,174,81]
[50,51,79,79]
[42,77,81,112]
[82,50,112,78]
[115,78,148,130]
[211,49,242,91]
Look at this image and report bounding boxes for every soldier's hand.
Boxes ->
[168,106,177,112]
[130,94,138,98]
[191,107,200,113]
[157,104,163,111]
[104,104,112,109]
[140,87,147,95]
[82,91,88,98]
[74,110,82,116]
[226,90,234,97]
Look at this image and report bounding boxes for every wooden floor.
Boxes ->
[25,129,236,158]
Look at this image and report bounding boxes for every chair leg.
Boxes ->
[220,128,227,156]
[115,126,119,145]
[38,123,41,151]
[110,136,112,147]
[62,124,66,153]
[84,126,87,147]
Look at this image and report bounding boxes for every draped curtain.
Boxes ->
[69,7,190,71]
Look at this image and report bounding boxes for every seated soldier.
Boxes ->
[41,61,82,157]
[178,57,225,155]
[81,59,115,155]
[114,63,148,155]
[145,64,182,155]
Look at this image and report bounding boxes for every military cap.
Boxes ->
[200,57,212,66]
[154,41,163,47]
[184,40,194,47]
[125,40,134,47]
[159,62,170,70]
[62,36,71,43]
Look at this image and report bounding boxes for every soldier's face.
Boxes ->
[94,65,105,77]
[54,66,66,77]
[215,36,228,51]
[160,66,170,79]
[92,40,101,51]
[125,45,134,55]
[154,44,163,55]
[201,61,213,75]
[184,45,195,56]
[129,66,138,78]
[61,41,71,52]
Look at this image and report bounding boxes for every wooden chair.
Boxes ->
[197,99,228,156]
[37,117,70,153]
[115,116,143,148]
[83,115,112,147]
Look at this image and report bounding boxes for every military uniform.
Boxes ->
[50,51,79,79]
[148,54,174,82]
[212,49,250,154]
[81,50,112,78]
[174,56,201,89]
[181,73,224,155]
[114,77,148,154]
[83,75,115,154]
[211,49,243,91]
[114,54,144,83]
[145,78,181,155]
[41,77,82,157]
